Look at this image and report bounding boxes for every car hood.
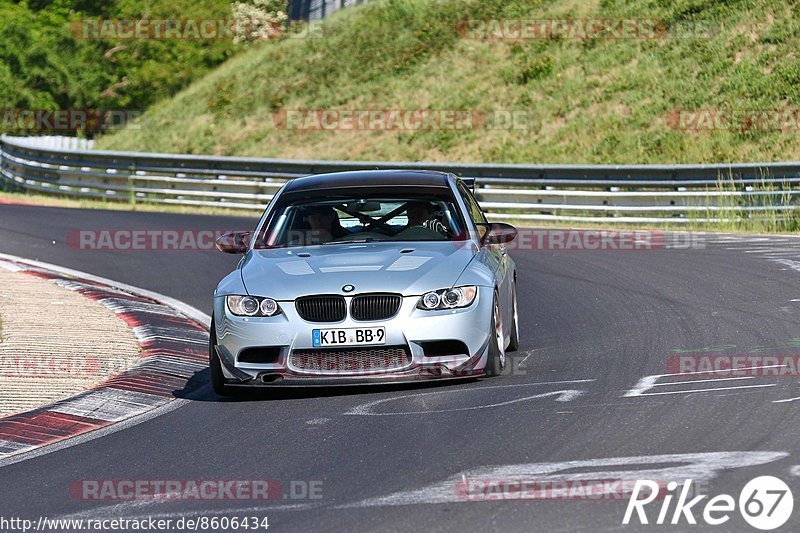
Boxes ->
[240,241,478,300]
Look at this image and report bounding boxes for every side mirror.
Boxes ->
[482,223,517,245]
[215,231,252,254]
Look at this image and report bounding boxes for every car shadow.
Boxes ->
[172,368,481,403]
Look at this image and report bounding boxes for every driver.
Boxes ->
[406,201,449,234]
[304,205,348,244]
[405,201,436,228]
[397,202,448,239]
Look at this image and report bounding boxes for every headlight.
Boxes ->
[226,295,282,317]
[417,286,477,310]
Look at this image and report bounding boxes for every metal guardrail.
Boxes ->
[3,136,95,151]
[1,135,799,224]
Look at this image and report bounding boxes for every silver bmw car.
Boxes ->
[210,170,518,395]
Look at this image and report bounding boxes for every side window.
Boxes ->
[457,182,487,226]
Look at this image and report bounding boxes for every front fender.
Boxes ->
[215,269,248,297]
[453,256,496,288]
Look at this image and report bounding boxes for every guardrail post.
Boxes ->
[128,158,137,206]
[0,138,5,193]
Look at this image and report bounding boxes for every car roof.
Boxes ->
[284,170,452,193]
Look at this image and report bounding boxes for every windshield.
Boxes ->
[254,190,467,248]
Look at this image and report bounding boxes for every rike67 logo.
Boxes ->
[623,476,793,530]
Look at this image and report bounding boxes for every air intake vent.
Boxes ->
[351,293,402,321]
[420,340,469,357]
[290,346,411,374]
[238,347,281,364]
[295,295,346,323]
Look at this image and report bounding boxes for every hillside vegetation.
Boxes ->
[0,0,237,126]
[97,0,800,164]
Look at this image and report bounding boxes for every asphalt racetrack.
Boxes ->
[2,203,800,531]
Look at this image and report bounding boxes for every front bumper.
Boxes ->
[212,288,494,387]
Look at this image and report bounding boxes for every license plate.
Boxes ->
[312,327,386,347]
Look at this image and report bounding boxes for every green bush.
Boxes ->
[0,0,240,133]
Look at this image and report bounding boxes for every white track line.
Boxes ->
[344,380,594,416]
[773,397,800,404]
[668,364,786,378]
[652,376,753,386]
[346,390,585,416]
[635,384,777,397]
[625,365,785,397]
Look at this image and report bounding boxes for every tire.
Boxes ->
[485,292,506,377]
[209,317,237,397]
[507,279,520,352]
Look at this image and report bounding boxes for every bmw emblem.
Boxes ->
[342,284,355,293]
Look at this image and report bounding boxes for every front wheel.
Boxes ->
[485,293,506,377]
[507,280,520,352]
